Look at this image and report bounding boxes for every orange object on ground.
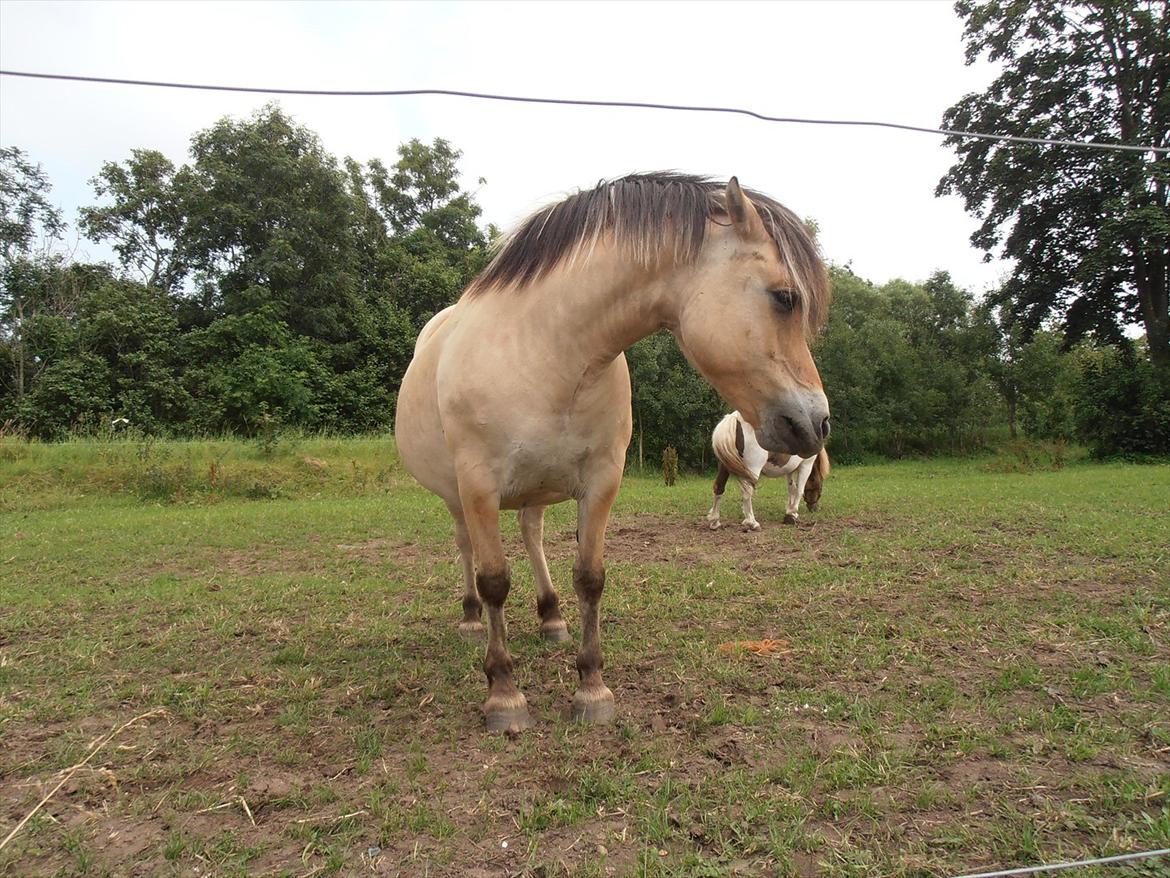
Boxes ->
[717,639,791,657]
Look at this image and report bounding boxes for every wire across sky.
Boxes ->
[1,69,1167,157]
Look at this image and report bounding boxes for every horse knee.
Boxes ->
[572,564,605,603]
[476,569,511,606]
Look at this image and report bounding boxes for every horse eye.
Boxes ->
[768,288,798,313]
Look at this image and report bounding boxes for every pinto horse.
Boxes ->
[706,410,830,531]
[395,173,831,732]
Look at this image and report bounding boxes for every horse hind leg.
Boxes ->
[449,505,484,639]
[518,506,569,642]
[707,464,730,529]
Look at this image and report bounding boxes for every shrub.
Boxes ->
[662,446,678,486]
[1072,343,1170,457]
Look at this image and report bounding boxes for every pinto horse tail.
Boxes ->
[816,447,831,479]
[711,412,758,486]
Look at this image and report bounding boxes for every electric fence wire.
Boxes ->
[1,69,1167,156]
[951,847,1170,878]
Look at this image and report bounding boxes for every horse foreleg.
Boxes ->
[741,479,761,531]
[707,463,730,529]
[449,505,483,638]
[457,475,530,733]
[571,470,621,724]
[518,506,569,642]
[785,458,815,525]
[783,471,801,525]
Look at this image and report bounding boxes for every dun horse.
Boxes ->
[706,410,831,531]
[395,173,831,732]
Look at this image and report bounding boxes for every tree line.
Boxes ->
[1,108,492,439]
[1,103,1166,463]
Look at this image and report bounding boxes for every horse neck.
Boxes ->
[522,245,684,372]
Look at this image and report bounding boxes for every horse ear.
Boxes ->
[726,176,765,240]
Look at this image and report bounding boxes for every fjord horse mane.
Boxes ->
[467,172,831,336]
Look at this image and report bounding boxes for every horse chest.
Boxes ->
[495,428,601,501]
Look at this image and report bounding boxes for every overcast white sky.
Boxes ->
[0,0,1011,294]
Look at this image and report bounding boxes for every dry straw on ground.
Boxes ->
[0,707,168,852]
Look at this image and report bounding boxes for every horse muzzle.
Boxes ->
[756,391,830,457]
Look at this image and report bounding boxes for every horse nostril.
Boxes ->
[820,417,831,440]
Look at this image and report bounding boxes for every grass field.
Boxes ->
[1,437,1168,877]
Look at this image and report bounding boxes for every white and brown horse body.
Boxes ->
[395,173,831,732]
[707,411,830,531]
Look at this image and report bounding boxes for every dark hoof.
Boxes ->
[458,620,485,641]
[571,687,615,724]
[541,620,571,643]
[484,694,532,733]
[783,513,798,525]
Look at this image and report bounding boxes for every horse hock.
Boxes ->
[459,594,485,639]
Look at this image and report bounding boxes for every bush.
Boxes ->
[662,446,678,486]
[17,354,113,440]
[1073,343,1170,457]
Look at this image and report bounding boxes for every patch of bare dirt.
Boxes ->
[526,512,838,569]
[137,538,425,582]
[941,756,1021,789]
[333,537,424,564]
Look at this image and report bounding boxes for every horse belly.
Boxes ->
[760,451,801,479]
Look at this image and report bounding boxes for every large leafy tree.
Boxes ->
[358,138,493,328]
[937,0,1169,365]
[75,275,190,431]
[1,260,188,438]
[815,268,999,457]
[80,150,189,293]
[0,147,67,404]
[1,146,64,261]
[180,105,366,343]
[626,330,726,469]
